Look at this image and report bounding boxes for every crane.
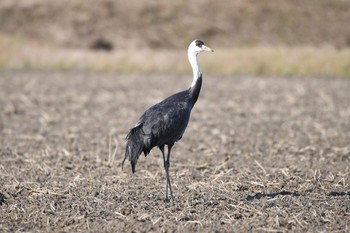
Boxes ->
[122,39,213,202]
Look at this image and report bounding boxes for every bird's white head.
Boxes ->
[188,39,214,55]
[188,40,213,88]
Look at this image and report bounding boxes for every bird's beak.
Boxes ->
[202,45,214,52]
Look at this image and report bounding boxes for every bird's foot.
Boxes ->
[164,197,175,205]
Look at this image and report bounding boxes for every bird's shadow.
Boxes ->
[245,190,350,201]
[245,191,300,201]
[328,191,350,197]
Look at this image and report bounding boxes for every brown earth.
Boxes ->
[1,0,350,49]
[1,71,350,232]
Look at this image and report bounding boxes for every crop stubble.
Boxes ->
[1,72,350,232]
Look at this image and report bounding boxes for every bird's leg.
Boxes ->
[166,145,174,202]
[160,145,169,201]
[160,145,174,203]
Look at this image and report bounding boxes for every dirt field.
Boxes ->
[1,71,350,232]
[1,0,350,49]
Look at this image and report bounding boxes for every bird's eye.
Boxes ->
[195,40,204,48]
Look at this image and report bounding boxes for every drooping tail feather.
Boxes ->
[122,125,144,173]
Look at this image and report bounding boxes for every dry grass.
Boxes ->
[1,34,350,77]
[209,47,350,77]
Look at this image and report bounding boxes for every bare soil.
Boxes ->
[1,72,350,232]
[1,0,350,49]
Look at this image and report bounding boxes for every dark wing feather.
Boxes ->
[123,89,193,172]
[138,96,192,147]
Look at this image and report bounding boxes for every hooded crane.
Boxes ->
[122,40,213,202]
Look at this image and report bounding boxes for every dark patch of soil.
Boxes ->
[1,71,350,232]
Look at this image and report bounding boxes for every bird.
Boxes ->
[122,39,213,202]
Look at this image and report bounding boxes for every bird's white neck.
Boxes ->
[188,51,201,88]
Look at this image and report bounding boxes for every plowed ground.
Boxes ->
[1,72,350,232]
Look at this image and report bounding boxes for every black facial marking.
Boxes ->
[195,40,204,48]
